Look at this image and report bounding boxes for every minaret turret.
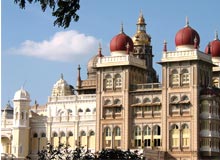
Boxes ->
[132,11,158,82]
[12,87,31,158]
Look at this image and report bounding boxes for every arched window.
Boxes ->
[182,124,190,147]
[105,127,111,137]
[143,98,151,103]
[60,131,65,137]
[144,126,151,136]
[114,99,121,105]
[68,132,73,136]
[80,131,86,136]
[135,98,141,104]
[171,124,179,147]
[86,108,91,112]
[104,99,111,105]
[134,126,141,136]
[21,112,24,119]
[153,125,161,135]
[105,74,113,89]
[181,69,190,85]
[153,97,160,103]
[115,74,122,88]
[171,69,179,86]
[115,127,121,136]
[41,132,46,137]
[89,131,95,136]
[171,96,178,103]
[33,133,38,138]
[53,132,58,137]
[78,109,83,113]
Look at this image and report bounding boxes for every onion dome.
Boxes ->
[205,31,220,57]
[51,74,74,96]
[14,87,30,101]
[1,102,14,118]
[132,11,151,46]
[175,18,200,48]
[110,24,134,55]
[87,44,103,79]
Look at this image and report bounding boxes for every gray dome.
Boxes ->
[14,88,30,101]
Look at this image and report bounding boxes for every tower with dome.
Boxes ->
[1,13,220,160]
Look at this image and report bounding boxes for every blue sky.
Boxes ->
[2,0,220,107]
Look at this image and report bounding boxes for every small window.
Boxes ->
[80,131,86,136]
[33,133,38,138]
[105,127,111,137]
[78,109,83,113]
[134,126,141,136]
[89,131,95,136]
[143,98,151,103]
[144,126,151,135]
[171,69,179,86]
[171,96,178,103]
[60,132,65,137]
[86,108,91,112]
[115,74,122,88]
[115,127,121,136]
[68,132,73,136]
[53,132,58,137]
[114,99,121,105]
[153,97,160,103]
[153,125,161,135]
[41,133,46,137]
[104,99,111,105]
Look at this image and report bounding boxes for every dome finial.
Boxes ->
[126,42,130,54]
[185,16,189,27]
[77,65,81,88]
[98,43,103,57]
[120,22,124,33]
[207,42,211,54]
[194,36,198,49]
[215,30,218,40]
[163,40,167,52]
[61,73,64,80]
[140,9,143,18]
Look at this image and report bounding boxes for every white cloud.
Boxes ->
[10,30,101,62]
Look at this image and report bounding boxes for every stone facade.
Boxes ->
[1,13,220,160]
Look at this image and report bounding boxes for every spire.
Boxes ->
[61,73,64,80]
[98,43,103,57]
[215,30,218,40]
[163,40,167,52]
[126,42,130,54]
[185,16,189,27]
[77,65,81,88]
[194,36,198,49]
[120,22,124,33]
[208,42,211,54]
[139,9,143,18]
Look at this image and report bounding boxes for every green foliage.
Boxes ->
[14,0,80,28]
[37,143,142,160]
[97,149,142,160]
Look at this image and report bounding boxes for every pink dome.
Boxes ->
[205,35,220,57]
[110,31,134,53]
[175,25,200,47]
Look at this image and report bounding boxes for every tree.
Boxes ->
[37,143,95,160]
[36,143,142,160]
[14,0,80,28]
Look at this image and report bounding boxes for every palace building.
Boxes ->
[1,13,220,160]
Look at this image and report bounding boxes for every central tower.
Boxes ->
[132,12,158,82]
